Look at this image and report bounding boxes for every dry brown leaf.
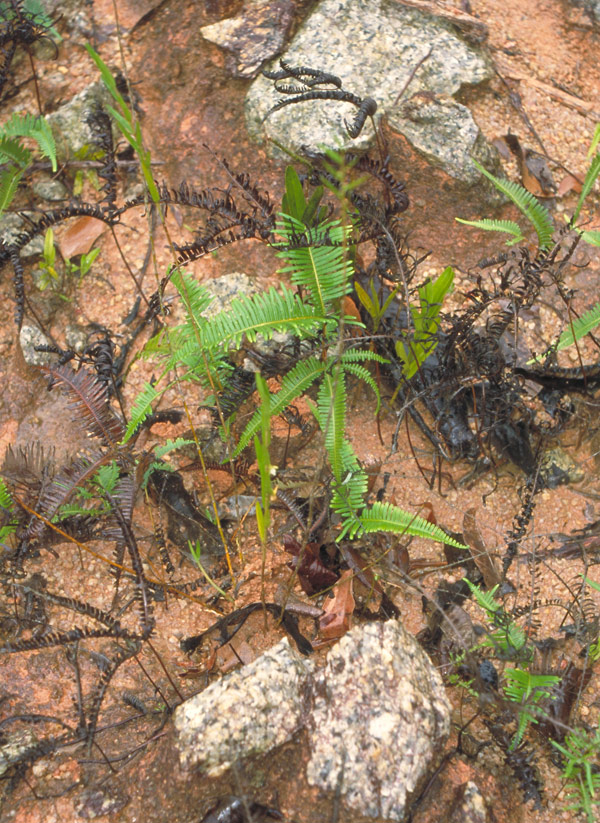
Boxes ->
[463,508,501,589]
[503,134,556,197]
[557,174,583,197]
[342,295,363,337]
[59,216,105,260]
[319,569,355,639]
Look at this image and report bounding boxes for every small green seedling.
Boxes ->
[503,667,559,749]
[38,227,59,290]
[66,247,101,282]
[395,266,454,380]
[85,44,159,203]
[552,724,600,823]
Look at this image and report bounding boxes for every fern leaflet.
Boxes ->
[357,501,467,546]
[455,218,525,245]
[277,216,353,314]
[0,134,32,168]
[123,381,166,444]
[0,167,23,217]
[172,269,214,319]
[553,301,600,354]
[1,113,57,171]
[340,362,381,414]
[472,159,554,250]
[201,286,328,350]
[233,357,326,456]
[528,300,600,363]
[316,372,347,483]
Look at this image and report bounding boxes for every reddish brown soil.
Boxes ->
[1,2,599,823]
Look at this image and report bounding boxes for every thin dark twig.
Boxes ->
[394,48,433,105]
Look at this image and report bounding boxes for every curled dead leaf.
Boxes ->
[59,216,105,260]
[319,569,355,639]
[283,534,338,595]
[503,133,556,197]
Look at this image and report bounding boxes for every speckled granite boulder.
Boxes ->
[306,620,450,821]
[246,0,496,185]
[389,93,502,184]
[174,619,450,822]
[200,0,295,78]
[47,81,115,157]
[570,0,600,22]
[446,781,488,823]
[173,638,312,775]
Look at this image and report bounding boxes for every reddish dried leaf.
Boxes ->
[319,570,355,639]
[342,295,362,327]
[557,173,582,197]
[59,216,105,259]
[363,457,382,495]
[340,544,382,593]
[503,133,556,197]
[418,501,437,526]
[282,533,302,556]
[284,534,338,595]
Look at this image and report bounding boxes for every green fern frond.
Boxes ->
[329,438,369,539]
[316,372,347,482]
[553,724,600,823]
[464,579,501,614]
[472,159,554,250]
[0,477,13,512]
[528,300,600,364]
[122,381,166,444]
[0,134,32,168]
[94,461,120,494]
[233,356,326,457]
[580,230,600,247]
[172,269,214,320]
[342,363,381,414]
[0,166,24,216]
[0,476,17,542]
[357,501,467,546]
[504,668,559,749]
[455,217,524,245]
[589,124,600,158]
[277,217,352,314]
[280,244,353,315]
[554,301,600,353]
[1,113,57,171]
[153,437,195,460]
[201,286,327,350]
[573,153,600,224]
[339,349,387,365]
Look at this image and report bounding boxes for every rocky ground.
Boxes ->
[0,1,600,822]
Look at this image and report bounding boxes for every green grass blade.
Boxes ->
[573,153,600,224]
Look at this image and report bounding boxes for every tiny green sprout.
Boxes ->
[66,247,101,282]
[188,540,234,602]
[38,227,60,290]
